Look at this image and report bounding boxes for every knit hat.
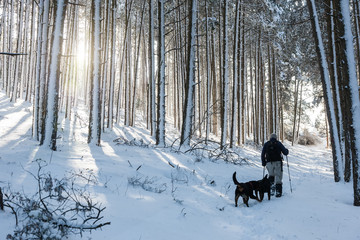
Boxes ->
[269,133,277,140]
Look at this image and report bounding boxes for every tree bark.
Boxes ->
[42,0,67,150]
[307,0,343,182]
[180,0,197,147]
[88,0,102,145]
[156,0,166,146]
[220,0,229,150]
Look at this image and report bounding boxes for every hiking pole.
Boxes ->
[286,155,293,193]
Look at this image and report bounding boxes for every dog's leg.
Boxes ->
[254,190,260,201]
[243,197,249,207]
[249,192,258,200]
[255,190,260,201]
[255,191,262,202]
[235,194,239,207]
[259,192,264,202]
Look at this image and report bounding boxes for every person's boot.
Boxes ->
[269,176,275,196]
[276,184,282,198]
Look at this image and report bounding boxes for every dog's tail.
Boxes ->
[232,172,241,186]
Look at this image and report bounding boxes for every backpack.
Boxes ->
[266,141,280,162]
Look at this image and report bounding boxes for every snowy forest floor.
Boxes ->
[0,91,359,240]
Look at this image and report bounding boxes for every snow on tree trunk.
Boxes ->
[42,0,66,150]
[307,0,343,182]
[149,0,156,137]
[11,0,25,102]
[180,0,197,147]
[101,0,111,132]
[38,0,51,140]
[230,0,240,148]
[205,0,210,144]
[272,47,278,136]
[131,1,146,127]
[26,0,37,102]
[124,14,132,127]
[21,0,31,101]
[239,16,246,144]
[337,0,360,206]
[326,0,345,181]
[32,0,44,141]
[156,0,166,147]
[88,0,102,145]
[220,0,229,150]
[6,0,14,97]
[108,0,117,129]
[1,1,8,91]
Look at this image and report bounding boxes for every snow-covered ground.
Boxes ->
[0,91,359,240]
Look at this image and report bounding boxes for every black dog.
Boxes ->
[232,172,259,207]
[255,175,271,202]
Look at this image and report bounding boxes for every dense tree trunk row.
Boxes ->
[307,0,360,206]
[0,0,292,149]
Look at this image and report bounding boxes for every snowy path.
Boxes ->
[0,91,359,240]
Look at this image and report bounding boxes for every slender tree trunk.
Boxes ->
[1,0,8,91]
[148,0,156,137]
[107,0,117,129]
[327,0,345,180]
[272,47,278,135]
[240,14,246,144]
[6,0,14,97]
[333,0,360,205]
[220,0,229,150]
[101,0,110,131]
[11,0,25,102]
[211,28,218,136]
[180,0,197,147]
[131,1,146,127]
[32,0,44,141]
[21,0,31,101]
[38,0,51,141]
[296,82,303,139]
[156,0,166,146]
[205,0,211,144]
[230,0,240,148]
[292,78,300,146]
[42,0,67,150]
[88,0,102,145]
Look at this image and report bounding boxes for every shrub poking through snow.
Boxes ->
[128,173,167,194]
[3,159,110,240]
[113,136,150,148]
[178,139,249,165]
[297,129,321,145]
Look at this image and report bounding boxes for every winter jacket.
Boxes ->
[261,138,289,166]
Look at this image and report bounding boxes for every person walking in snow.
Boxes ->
[261,133,289,197]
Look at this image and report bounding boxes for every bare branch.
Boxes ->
[0,52,28,56]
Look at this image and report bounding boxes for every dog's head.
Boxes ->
[260,175,271,188]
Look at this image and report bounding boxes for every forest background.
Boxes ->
[1,0,360,208]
